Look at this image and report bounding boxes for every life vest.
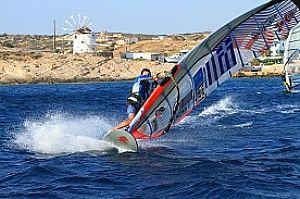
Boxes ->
[127,75,151,109]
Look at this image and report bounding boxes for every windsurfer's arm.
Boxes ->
[136,75,153,82]
[137,73,165,83]
[110,113,136,132]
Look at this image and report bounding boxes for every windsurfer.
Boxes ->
[282,74,292,91]
[110,68,159,132]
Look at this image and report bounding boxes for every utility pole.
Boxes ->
[24,36,27,61]
[62,37,64,54]
[53,20,56,53]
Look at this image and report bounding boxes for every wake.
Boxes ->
[199,96,238,116]
[13,112,116,154]
[181,94,300,128]
[12,98,299,154]
[181,96,253,128]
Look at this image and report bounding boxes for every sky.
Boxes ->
[1,0,269,35]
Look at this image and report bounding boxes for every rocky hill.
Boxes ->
[0,32,206,84]
[0,32,283,85]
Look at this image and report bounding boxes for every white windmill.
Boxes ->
[64,13,97,54]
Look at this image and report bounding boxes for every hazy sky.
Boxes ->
[1,0,268,35]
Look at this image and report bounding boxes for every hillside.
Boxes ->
[0,32,206,84]
[0,32,283,85]
[120,33,207,55]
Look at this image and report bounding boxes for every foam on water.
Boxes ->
[12,96,298,154]
[199,96,238,117]
[13,112,115,154]
[198,96,300,117]
[233,121,253,128]
[180,96,257,129]
[180,96,236,125]
[276,104,300,114]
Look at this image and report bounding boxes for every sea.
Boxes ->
[0,77,299,199]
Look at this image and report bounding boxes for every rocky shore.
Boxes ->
[0,51,284,85]
[234,64,284,77]
[0,51,173,84]
[0,33,285,85]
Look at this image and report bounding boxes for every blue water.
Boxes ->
[1,78,300,198]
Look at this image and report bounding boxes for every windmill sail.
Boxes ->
[283,22,300,92]
[128,0,300,139]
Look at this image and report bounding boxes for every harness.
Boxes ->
[127,78,151,111]
[127,92,142,111]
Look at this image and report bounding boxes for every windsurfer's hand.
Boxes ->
[164,71,172,78]
[153,73,162,81]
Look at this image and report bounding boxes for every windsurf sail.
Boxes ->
[283,21,300,92]
[128,0,300,139]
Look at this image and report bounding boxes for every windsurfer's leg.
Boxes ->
[110,113,135,132]
[110,104,137,132]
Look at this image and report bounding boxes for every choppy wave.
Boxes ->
[2,79,300,198]
[182,96,240,126]
[233,121,253,128]
[10,94,300,155]
[276,104,300,114]
[13,112,115,154]
[181,95,300,128]
[199,96,238,117]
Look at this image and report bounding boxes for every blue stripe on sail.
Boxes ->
[216,44,225,75]
[205,63,213,86]
[204,37,237,87]
[217,37,237,71]
[210,54,219,81]
[229,42,237,66]
[225,36,231,45]
[214,53,222,78]
[203,67,208,88]
[225,53,230,70]
[193,68,203,89]
[218,55,225,75]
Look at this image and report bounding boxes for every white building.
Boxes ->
[73,27,96,54]
[125,52,165,62]
[125,37,139,44]
[270,40,285,57]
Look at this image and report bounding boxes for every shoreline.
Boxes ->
[0,70,283,86]
[0,52,284,86]
[0,52,174,85]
